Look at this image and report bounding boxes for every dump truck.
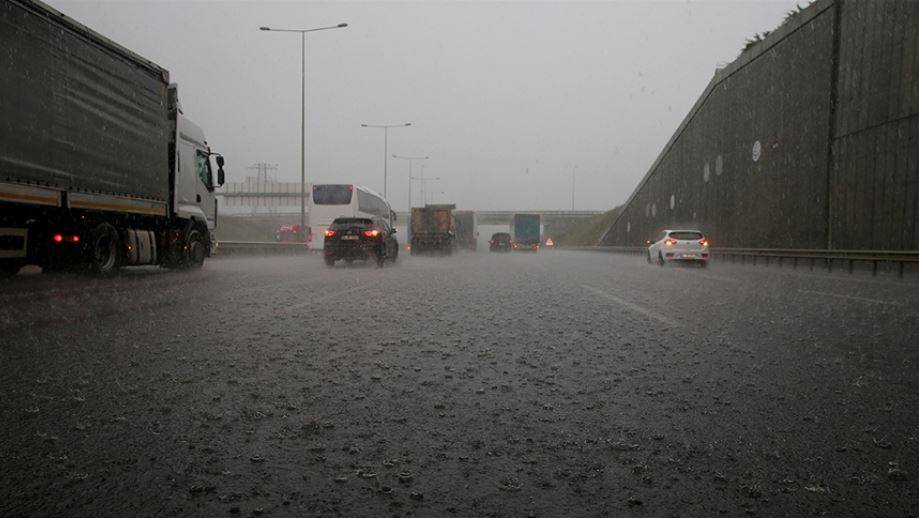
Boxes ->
[453,210,477,251]
[512,214,541,252]
[0,0,225,276]
[410,204,455,255]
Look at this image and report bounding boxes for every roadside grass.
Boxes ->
[554,206,622,247]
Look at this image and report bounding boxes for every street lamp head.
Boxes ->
[405,122,412,126]
[361,124,368,127]
[259,26,271,31]
[337,23,348,28]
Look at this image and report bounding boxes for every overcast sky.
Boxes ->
[48,0,801,211]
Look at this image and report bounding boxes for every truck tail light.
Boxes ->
[324,229,336,238]
[52,233,63,243]
[71,235,80,243]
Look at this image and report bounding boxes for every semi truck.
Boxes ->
[512,214,541,251]
[453,210,477,251]
[0,0,225,276]
[410,204,455,255]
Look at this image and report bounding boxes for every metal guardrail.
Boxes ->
[214,241,313,255]
[561,245,919,278]
[711,248,919,278]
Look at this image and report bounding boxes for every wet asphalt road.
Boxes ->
[1,250,919,517]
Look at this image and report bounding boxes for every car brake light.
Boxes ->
[71,235,80,243]
[665,238,677,246]
[324,229,336,237]
[699,239,708,246]
[363,229,380,238]
[52,233,63,243]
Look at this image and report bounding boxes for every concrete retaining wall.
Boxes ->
[601,0,919,251]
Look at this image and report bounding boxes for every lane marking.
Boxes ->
[798,289,903,307]
[581,285,682,327]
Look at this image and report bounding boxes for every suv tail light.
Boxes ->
[665,238,677,246]
[363,229,381,238]
[324,229,336,238]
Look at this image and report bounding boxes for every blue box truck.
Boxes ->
[512,214,540,252]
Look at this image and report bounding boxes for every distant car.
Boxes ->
[647,229,709,266]
[275,224,302,242]
[323,217,398,267]
[489,232,512,252]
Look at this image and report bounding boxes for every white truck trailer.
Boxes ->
[0,0,225,275]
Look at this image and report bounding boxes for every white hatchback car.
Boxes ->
[647,229,710,266]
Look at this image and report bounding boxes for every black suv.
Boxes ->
[323,217,398,267]
[489,232,512,252]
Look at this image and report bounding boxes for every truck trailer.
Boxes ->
[0,0,225,275]
[410,204,455,255]
[512,214,541,252]
[453,210,477,251]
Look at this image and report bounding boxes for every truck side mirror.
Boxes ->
[214,155,226,186]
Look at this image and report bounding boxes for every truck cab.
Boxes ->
[174,114,219,232]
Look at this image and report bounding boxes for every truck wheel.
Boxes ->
[185,229,207,268]
[86,222,121,275]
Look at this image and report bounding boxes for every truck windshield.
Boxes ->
[312,185,353,205]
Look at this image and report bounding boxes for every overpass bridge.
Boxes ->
[393,210,600,226]
[214,208,601,242]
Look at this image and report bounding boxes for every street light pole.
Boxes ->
[392,154,429,211]
[361,122,411,198]
[260,22,348,241]
[418,175,440,205]
[300,31,305,236]
[571,165,577,211]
